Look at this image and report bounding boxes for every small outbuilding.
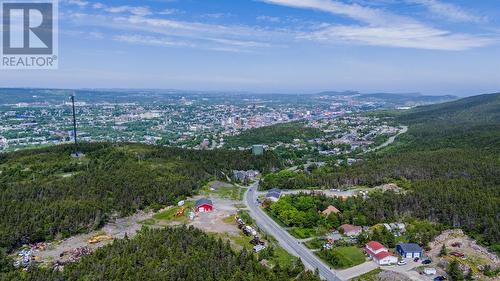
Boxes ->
[195,198,214,213]
[396,243,423,259]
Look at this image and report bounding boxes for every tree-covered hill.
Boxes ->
[0,143,281,251]
[262,93,500,251]
[224,122,323,148]
[0,226,321,281]
[397,93,500,124]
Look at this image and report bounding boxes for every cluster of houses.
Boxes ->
[262,189,426,267]
[317,204,423,266]
[364,241,423,265]
[233,170,259,182]
[383,223,406,236]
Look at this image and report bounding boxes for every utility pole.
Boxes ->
[71,93,78,149]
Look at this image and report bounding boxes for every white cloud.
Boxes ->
[257,15,281,23]
[261,0,495,50]
[261,0,407,25]
[159,9,181,15]
[113,35,194,47]
[65,0,495,52]
[408,0,486,23]
[201,13,228,19]
[66,0,89,7]
[66,11,289,53]
[92,3,105,9]
[303,24,494,51]
[105,6,152,16]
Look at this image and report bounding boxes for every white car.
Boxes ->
[424,268,437,275]
[397,259,408,266]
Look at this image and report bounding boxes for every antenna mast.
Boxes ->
[71,93,78,147]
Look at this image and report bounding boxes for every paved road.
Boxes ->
[244,182,342,281]
[365,125,408,153]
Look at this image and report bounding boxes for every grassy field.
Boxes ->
[201,181,244,200]
[318,246,366,269]
[138,218,156,226]
[223,215,236,224]
[153,201,195,223]
[304,238,325,250]
[289,227,316,239]
[215,232,254,251]
[272,246,298,268]
[215,232,298,269]
[333,246,366,268]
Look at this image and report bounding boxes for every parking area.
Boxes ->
[383,260,445,281]
[189,196,241,236]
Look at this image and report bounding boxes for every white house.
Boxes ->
[374,252,398,265]
[366,241,398,265]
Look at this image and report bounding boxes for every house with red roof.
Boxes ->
[365,241,398,265]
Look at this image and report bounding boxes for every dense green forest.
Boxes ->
[224,122,323,148]
[266,193,444,247]
[0,143,281,251]
[262,93,500,252]
[0,226,321,281]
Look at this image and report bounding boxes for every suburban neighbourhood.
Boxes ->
[249,184,499,281]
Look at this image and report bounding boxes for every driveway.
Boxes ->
[383,260,429,281]
[336,261,379,280]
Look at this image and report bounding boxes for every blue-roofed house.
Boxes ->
[396,243,423,259]
[266,188,282,202]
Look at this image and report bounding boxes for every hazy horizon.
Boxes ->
[0,86,492,98]
[1,0,499,96]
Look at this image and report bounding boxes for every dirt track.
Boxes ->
[29,195,242,266]
[35,210,155,264]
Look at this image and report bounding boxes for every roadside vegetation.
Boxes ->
[351,269,383,281]
[261,93,500,253]
[264,192,448,269]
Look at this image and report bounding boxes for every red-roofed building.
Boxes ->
[365,241,398,265]
[366,241,386,254]
[373,251,398,265]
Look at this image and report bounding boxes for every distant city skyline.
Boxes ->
[1,0,499,96]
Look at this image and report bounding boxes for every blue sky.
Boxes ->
[1,0,500,96]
